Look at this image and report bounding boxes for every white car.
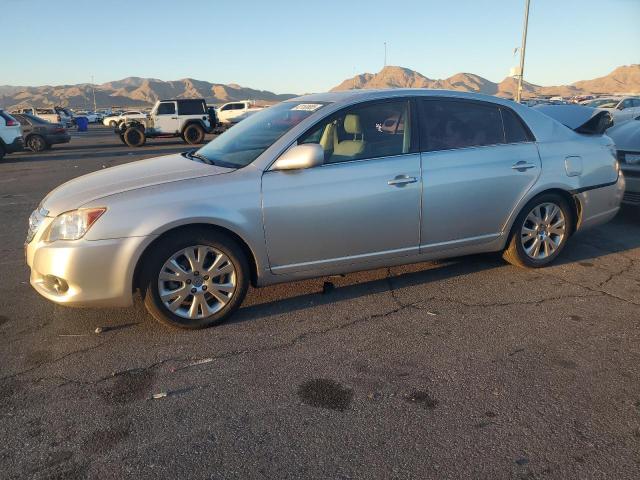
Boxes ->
[216,101,263,125]
[584,97,640,125]
[0,110,24,160]
[103,111,146,127]
[75,111,100,123]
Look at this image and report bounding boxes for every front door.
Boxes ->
[154,101,179,134]
[418,99,541,252]
[262,99,422,274]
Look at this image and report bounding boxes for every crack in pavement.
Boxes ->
[12,248,639,387]
[0,331,121,382]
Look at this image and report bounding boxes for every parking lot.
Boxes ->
[1,125,639,479]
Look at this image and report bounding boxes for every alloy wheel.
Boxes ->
[157,245,237,319]
[520,202,566,260]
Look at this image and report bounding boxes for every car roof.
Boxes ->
[287,88,519,108]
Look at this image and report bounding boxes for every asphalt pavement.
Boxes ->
[1,125,639,479]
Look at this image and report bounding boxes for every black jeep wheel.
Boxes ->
[123,127,146,147]
[183,124,205,145]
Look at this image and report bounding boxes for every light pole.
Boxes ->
[516,0,531,103]
[91,75,97,112]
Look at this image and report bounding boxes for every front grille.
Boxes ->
[623,191,640,205]
[618,150,640,165]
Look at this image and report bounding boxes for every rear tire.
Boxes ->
[141,229,250,329]
[503,193,573,268]
[27,135,47,152]
[183,123,205,145]
[123,127,146,147]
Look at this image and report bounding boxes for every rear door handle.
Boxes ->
[388,175,418,186]
[512,161,536,171]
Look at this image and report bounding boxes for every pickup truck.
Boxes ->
[216,100,263,125]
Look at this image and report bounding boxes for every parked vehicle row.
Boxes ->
[24,89,625,330]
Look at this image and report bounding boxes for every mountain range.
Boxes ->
[0,77,297,110]
[331,64,640,98]
[1,65,639,110]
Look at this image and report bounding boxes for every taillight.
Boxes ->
[54,127,65,133]
[6,119,18,126]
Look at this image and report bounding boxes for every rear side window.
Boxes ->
[178,100,206,115]
[420,99,503,151]
[500,108,533,143]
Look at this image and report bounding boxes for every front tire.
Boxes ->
[503,193,572,268]
[109,120,117,127]
[123,127,146,147]
[141,229,250,329]
[183,123,205,145]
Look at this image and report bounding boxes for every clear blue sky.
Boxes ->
[3,0,639,93]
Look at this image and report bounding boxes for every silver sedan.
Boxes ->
[25,89,624,329]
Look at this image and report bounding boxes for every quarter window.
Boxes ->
[298,100,412,164]
[420,100,503,152]
[501,107,532,143]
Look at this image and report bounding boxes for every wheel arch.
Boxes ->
[505,188,581,243]
[132,222,260,293]
[180,119,206,134]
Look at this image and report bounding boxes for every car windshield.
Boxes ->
[195,101,327,168]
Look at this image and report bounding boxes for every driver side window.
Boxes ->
[157,102,175,115]
[298,100,412,164]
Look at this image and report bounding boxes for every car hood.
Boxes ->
[607,119,640,151]
[41,152,233,216]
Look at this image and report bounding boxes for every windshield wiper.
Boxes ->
[186,150,215,165]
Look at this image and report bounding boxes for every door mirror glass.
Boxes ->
[272,144,324,171]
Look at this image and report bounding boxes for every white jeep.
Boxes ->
[117,99,215,147]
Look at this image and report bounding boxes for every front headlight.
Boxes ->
[45,208,106,242]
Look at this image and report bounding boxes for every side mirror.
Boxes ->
[271,144,324,171]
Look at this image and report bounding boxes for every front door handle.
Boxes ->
[388,175,418,186]
[512,161,536,171]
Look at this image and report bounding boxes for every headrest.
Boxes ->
[344,114,362,135]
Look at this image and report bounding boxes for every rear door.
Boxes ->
[418,98,540,253]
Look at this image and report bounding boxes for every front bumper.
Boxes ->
[26,232,150,308]
[620,168,640,205]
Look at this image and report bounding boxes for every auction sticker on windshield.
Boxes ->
[291,104,324,112]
